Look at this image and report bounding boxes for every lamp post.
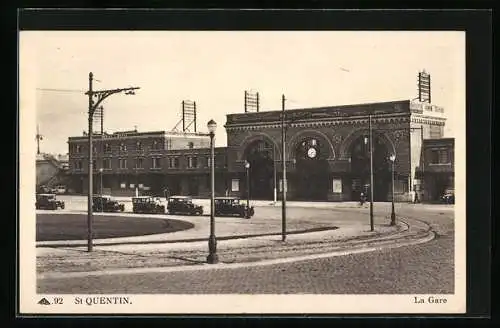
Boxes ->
[206,119,218,264]
[85,72,139,252]
[245,161,250,216]
[99,168,103,212]
[389,154,396,225]
[273,146,277,205]
[363,116,374,232]
[281,94,287,242]
[99,168,103,195]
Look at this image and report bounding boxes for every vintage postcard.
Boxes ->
[19,29,466,314]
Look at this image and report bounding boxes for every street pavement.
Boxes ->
[36,198,454,294]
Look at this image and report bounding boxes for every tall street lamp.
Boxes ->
[99,168,103,195]
[245,161,250,215]
[273,145,277,205]
[85,72,139,252]
[389,154,396,226]
[206,119,218,264]
[281,94,287,242]
[363,127,374,232]
[99,168,103,212]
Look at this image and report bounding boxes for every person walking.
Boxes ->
[359,192,366,206]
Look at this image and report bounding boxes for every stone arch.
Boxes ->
[238,132,281,161]
[287,129,336,161]
[339,127,396,160]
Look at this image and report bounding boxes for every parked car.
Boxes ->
[132,196,165,214]
[36,193,65,210]
[167,196,204,216]
[93,195,125,212]
[441,188,455,204]
[37,185,52,194]
[214,197,254,218]
[54,185,67,194]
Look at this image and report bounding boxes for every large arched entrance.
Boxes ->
[293,137,330,201]
[349,135,391,201]
[244,139,275,200]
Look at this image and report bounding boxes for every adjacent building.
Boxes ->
[67,130,227,197]
[419,138,455,202]
[66,99,454,202]
[36,153,70,189]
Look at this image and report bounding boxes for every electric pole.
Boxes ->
[369,115,374,231]
[86,72,140,252]
[281,94,287,242]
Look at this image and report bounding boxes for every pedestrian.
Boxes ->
[359,192,365,206]
[414,193,420,204]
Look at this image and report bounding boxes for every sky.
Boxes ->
[21,31,465,155]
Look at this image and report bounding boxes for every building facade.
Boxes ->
[419,138,455,202]
[67,130,227,197]
[67,99,453,202]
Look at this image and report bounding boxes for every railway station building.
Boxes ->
[67,99,454,203]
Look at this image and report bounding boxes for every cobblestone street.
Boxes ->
[37,203,455,294]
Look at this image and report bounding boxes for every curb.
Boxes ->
[36,226,341,248]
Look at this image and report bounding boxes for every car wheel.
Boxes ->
[195,210,202,216]
[61,204,65,210]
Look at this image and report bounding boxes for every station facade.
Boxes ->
[67,99,454,202]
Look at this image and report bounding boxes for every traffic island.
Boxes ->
[36,213,194,241]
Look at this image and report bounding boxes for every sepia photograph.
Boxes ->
[19,27,466,314]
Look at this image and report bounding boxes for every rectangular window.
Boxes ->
[92,160,96,170]
[231,179,239,192]
[430,150,440,164]
[119,159,127,169]
[438,150,449,164]
[188,157,198,168]
[135,158,144,169]
[103,158,111,169]
[207,156,212,168]
[74,160,83,170]
[76,145,82,153]
[120,143,127,151]
[168,157,174,168]
[104,143,111,152]
[152,157,162,169]
[169,157,179,168]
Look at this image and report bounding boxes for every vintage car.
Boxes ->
[214,197,254,218]
[167,196,204,216]
[92,195,125,212]
[35,193,65,210]
[132,196,165,214]
[441,188,455,204]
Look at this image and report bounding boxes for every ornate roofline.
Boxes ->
[410,116,446,126]
[225,114,411,131]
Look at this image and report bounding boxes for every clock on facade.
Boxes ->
[307,147,317,158]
